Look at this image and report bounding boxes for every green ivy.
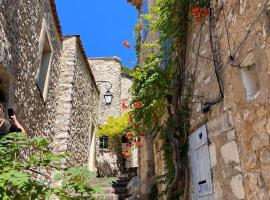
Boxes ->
[131,0,192,199]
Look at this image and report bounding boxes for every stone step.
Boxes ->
[99,186,128,194]
[94,193,131,200]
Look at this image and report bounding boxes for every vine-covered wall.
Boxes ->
[130,0,270,199]
[187,0,270,199]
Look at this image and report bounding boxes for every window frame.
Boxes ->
[240,64,260,101]
[36,19,54,102]
[99,136,109,149]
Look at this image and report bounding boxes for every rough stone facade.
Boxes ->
[187,1,270,199]
[130,0,270,199]
[53,36,99,167]
[0,0,99,168]
[89,57,123,176]
[0,0,62,137]
[89,58,134,176]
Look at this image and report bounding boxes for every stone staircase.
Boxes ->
[94,177,131,200]
[94,168,138,200]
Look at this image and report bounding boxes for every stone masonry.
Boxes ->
[129,0,270,199]
[0,0,62,137]
[89,58,134,176]
[52,36,99,167]
[187,0,270,199]
[0,0,100,168]
[89,57,123,176]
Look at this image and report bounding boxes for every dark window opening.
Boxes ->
[99,136,109,149]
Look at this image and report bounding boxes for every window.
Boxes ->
[189,125,214,199]
[99,136,109,149]
[37,20,53,101]
[240,65,260,100]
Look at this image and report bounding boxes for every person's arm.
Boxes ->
[10,115,26,134]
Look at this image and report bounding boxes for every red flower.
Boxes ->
[126,143,131,148]
[123,41,131,48]
[126,132,133,140]
[191,6,209,24]
[122,102,128,110]
[139,133,145,138]
[139,22,143,31]
[134,101,142,108]
[191,6,200,16]
[134,140,142,148]
[122,150,131,158]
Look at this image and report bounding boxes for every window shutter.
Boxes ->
[189,125,214,200]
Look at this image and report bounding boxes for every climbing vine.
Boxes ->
[131,0,193,199]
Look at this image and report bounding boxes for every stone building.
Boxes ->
[129,0,270,199]
[89,57,134,176]
[0,0,99,168]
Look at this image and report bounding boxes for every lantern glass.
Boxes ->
[104,90,113,105]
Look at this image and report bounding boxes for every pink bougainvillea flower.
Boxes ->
[133,101,143,108]
[123,41,131,48]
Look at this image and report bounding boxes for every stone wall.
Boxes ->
[89,57,123,176]
[53,36,99,167]
[0,0,100,168]
[187,0,270,199]
[130,0,270,199]
[0,0,61,137]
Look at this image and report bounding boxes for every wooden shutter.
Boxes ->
[189,125,214,200]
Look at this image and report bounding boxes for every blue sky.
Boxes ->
[55,1,138,67]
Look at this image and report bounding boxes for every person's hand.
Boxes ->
[10,115,17,124]
[9,115,26,134]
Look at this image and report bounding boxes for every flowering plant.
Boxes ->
[123,41,131,48]
[191,6,209,23]
[126,132,133,140]
[134,140,142,148]
[122,150,131,158]
[191,0,209,23]
[122,98,129,110]
[133,101,143,108]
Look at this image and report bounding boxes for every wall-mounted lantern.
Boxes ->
[96,81,113,106]
[104,90,113,106]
